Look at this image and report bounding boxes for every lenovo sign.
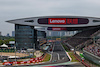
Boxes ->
[48,18,66,24]
[38,18,89,25]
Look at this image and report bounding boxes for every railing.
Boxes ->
[83,49,100,59]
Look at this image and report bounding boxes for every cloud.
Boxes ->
[0,0,100,35]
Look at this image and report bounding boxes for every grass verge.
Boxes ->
[61,43,70,52]
[42,53,51,62]
[68,52,79,62]
[62,44,68,52]
[61,43,78,62]
[34,55,36,58]
[40,51,44,53]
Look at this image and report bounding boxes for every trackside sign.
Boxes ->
[52,27,61,30]
[38,18,89,25]
[48,18,66,24]
[47,27,67,31]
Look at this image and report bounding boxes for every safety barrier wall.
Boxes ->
[83,49,100,65]
[2,54,47,66]
[73,54,90,67]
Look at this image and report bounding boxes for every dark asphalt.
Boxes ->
[51,41,70,63]
[51,52,58,61]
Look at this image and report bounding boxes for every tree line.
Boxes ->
[0,36,15,45]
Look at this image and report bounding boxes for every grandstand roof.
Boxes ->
[6,16,100,28]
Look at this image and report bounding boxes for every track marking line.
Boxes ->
[57,53,60,60]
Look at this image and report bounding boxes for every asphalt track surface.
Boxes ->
[6,41,84,67]
[51,41,70,63]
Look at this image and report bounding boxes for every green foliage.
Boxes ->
[80,53,84,58]
[61,43,70,52]
[34,55,36,58]
[62,44,69,52]
[0,40,3,45]
[68,52,79,62]
[9,38,15,41]
[42,53,51,62]
[3,39,9,44]
[0,36,15,45]
[40,51,44,53]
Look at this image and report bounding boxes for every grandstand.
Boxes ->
[84,44,100,57]
[83,43,100,65]
[64,26,100,65]
[65,26,100,48]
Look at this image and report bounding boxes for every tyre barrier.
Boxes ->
[3,55,45,66]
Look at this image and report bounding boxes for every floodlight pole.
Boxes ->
[15,42,17,65]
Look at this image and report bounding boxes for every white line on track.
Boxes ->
[60,42,72,61]
[52,42,55,53]
[57,53,60,60]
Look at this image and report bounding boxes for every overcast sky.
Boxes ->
[0,0,100,36]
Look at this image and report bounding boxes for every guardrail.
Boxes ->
[73,54,90,67]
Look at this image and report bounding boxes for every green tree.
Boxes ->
[0,40,3,45]
[3,40,9,44]
[9,38,15,41]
